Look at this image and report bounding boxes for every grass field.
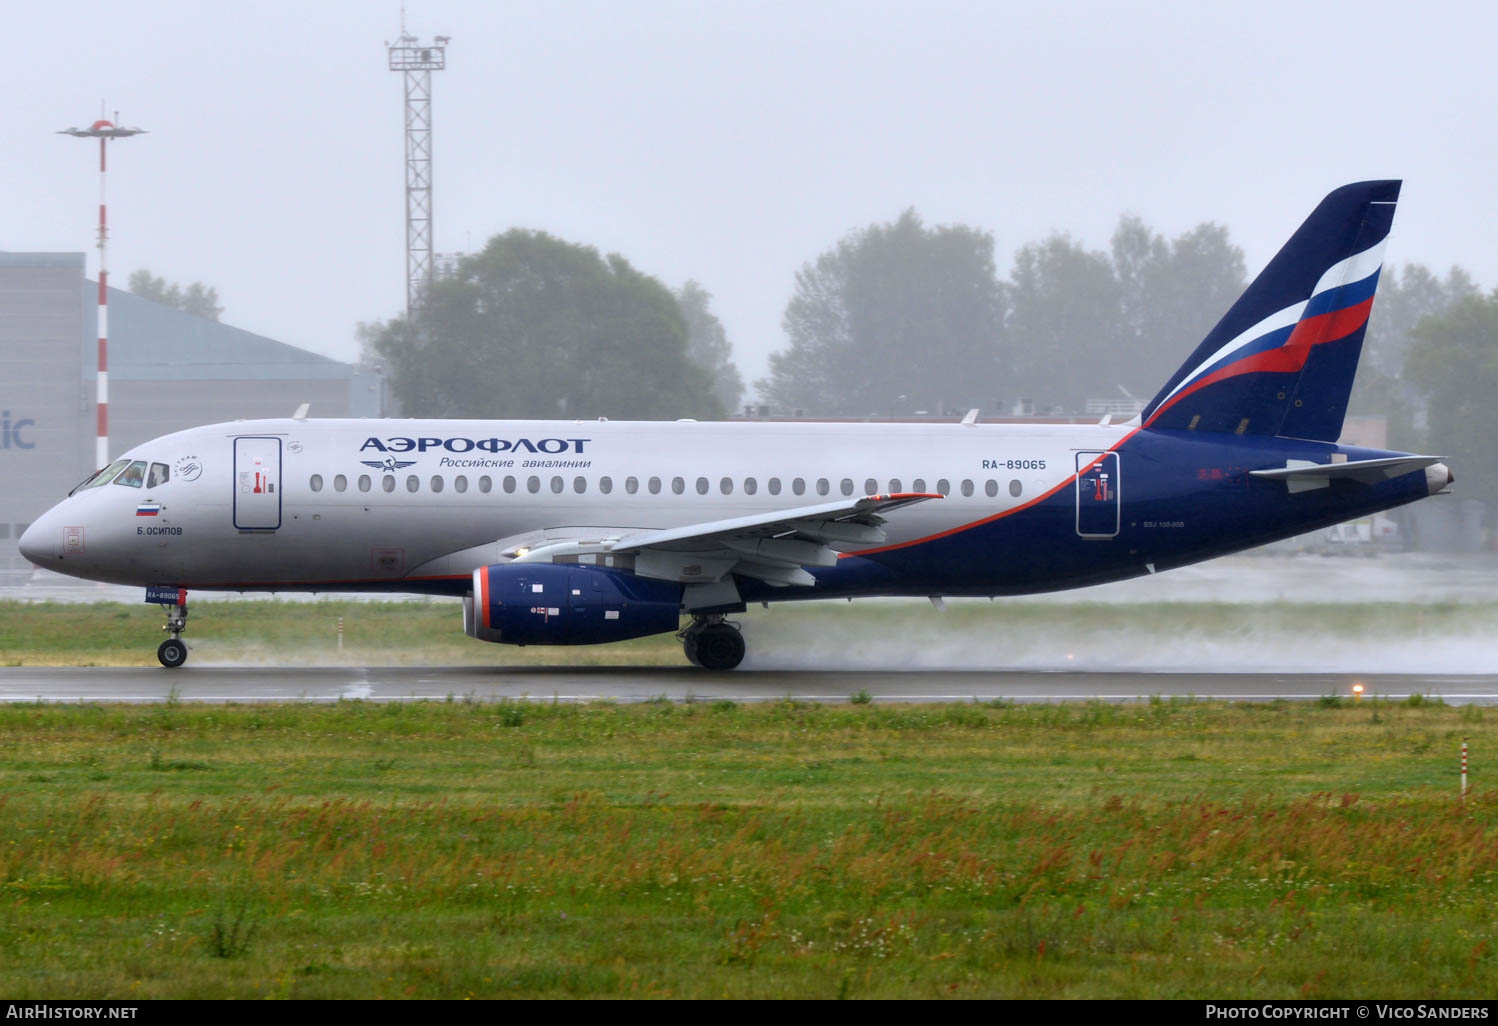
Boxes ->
[1,697,1494,998]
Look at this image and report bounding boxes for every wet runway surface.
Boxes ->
[3,666,1497,704]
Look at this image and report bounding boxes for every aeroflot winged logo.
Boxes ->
[362,457,418,472]
[360,436,591,455]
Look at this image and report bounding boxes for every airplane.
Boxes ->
[19,180,1453,670]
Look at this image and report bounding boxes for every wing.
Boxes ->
[508,493,941,588]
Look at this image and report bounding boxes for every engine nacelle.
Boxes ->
[464,563,683,645]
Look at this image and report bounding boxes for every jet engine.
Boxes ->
[463,563,684,645]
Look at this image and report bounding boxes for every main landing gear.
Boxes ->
[155,596,190,668]
[681,615,745,671]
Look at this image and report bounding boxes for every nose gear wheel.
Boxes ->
[154,597,190,668]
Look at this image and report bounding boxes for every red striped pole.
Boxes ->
[1462,739,1468,801]
[58,114,146,470]
[96,134,109,469]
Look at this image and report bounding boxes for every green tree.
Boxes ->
[1350,264,1477,448]
[759,209,1005,416]
[1112,218,1245,399]
[676,281,745,413]
[128,270,223,321]
[1403,290,1498,511]
[367,229,722,420]
[1004,234,1123,412]
[1364,263,1478,376]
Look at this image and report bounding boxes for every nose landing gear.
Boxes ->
[157,633,187,669]
[146,586,190,668]
[681,615,745,671]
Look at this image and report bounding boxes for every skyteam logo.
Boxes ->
[360,436,591,455]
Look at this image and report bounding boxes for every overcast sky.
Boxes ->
[5,0,1494,397]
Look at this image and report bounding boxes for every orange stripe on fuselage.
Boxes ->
[843,429,1142,558]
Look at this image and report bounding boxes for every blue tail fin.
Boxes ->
[1141,180,1400,442]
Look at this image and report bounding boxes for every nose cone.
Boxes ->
[17,517,53,567]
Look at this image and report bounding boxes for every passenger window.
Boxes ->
[500,476,513,493]
[696,477,709,495]
[672,477,685,495]
[816,478,830,496]
[454,475,468,493]
[382,476,396,493]
[430,475,444,493]
[864,478,878,495]
[481,476,494,494]
[406,475,419,493]
[720,477,733,495]
[649,477,662,495]
[792,478,805,496]
[550,476,564,494]
[114,461,148,488]
[840,478,854,496]
[961,479,974,497]
[573,476,586,494]
[527,476,541,494]
[889,478,902,493]
[600,476,613,494]
[937,478,950,496]
[985,479,998,497]
[148,463,170,488]
[625,476,639,495]
[334,474,347,492]
[310,474,323,492]
[913,478,926,493]
[358,475,371,493]
[768,478,782,495]
[1009,479,1023,497]
[744,477,757,495]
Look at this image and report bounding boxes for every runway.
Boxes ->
[2,666,1497,704]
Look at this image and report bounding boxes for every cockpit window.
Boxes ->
[148,463,170,488]
[113,461,148,489]
[70,459,130,495]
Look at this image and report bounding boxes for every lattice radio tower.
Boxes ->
[388,20,449,319]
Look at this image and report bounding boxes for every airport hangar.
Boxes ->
[0,252,383,578]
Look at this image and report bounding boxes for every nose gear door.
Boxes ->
[1075,451,1120,539]
[234,436,282,530]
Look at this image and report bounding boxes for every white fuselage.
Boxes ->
[23,417,1131,592]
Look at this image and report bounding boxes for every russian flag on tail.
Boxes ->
[1140,180,1400,443]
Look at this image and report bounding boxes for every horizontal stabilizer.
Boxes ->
[1251,456,1445,493]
